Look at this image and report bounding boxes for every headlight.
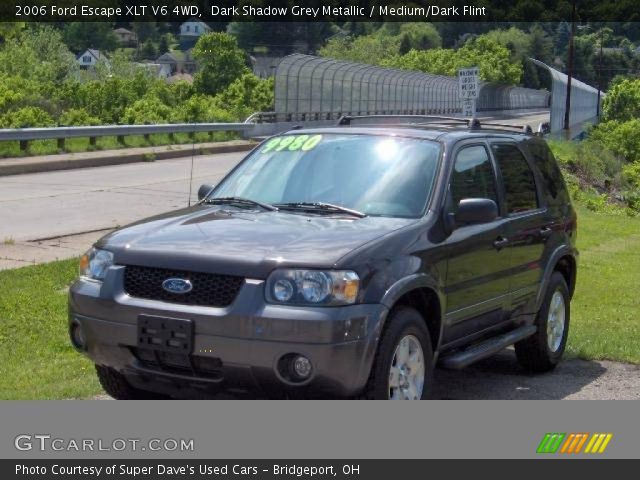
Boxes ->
[79,247,114,281]
[266,269,359,306]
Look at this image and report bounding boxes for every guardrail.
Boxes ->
[0,122,254,151]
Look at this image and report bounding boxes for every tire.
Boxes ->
[515,272,570,373]
[361,307,434,400]
[95,365,168,400]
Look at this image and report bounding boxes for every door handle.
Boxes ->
[539,226,553,239]
[493,236,510,250]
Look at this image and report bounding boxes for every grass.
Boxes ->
[0,259,100,399]
[0,131,239,158]
[0,207,638,399]
[565,205,640,363]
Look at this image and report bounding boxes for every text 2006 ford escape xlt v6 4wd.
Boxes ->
[69,116,578,400]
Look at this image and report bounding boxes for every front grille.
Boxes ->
[123,265,244,308]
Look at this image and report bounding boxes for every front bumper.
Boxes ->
[68,266,388,398]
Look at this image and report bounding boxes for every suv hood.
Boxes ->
[98,206,415,278]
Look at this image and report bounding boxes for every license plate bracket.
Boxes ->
[137,314,193,353]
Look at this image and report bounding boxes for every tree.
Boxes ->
[215,73,274,120]
[158,34,170,55]
[192,32,249,95]
[0,25,78,85]
[122,96,172,124]
[0,106,54,128]
[140,40,158,60]
[63,22,118,53]
[319,34,400,65]
[384,36,522,85]
[602,79,640,123]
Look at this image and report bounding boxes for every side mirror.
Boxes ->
[455,198,498,225]
[197,184,215,201]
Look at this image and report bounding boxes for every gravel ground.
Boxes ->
[92,350,640,400]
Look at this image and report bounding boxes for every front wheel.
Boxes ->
[515,272,570,372]
[362,307,434,400]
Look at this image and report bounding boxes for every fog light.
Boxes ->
[293,355,312,379]
[70,320,86,350]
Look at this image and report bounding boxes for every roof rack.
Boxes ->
[336,114,533,135]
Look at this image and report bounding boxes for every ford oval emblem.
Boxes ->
[162,278,193,294]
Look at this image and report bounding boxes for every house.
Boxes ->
[113,27,137,46]
[76,49,108,69]
[156,50,197,75]
[178,18,211,49]
[137,62,172,80]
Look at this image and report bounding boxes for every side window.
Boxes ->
[528,141,570,205]
[450,145,498,213]
[492,143,539,214]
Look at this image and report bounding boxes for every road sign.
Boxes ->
[458,67,479,99]
[461,99,476,117]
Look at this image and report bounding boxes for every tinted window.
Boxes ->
[450,145,498,212]
[492,143,538,214]
[527,141,570,205]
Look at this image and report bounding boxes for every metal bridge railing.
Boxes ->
[0,123,254,151]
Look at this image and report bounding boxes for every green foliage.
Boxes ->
[384,36,522,85]
[140,40,158,60]
[62,22,118,53]
[0,106,54,128]
[602,79,640,123]
[623,163,640,189]
[0,25,78,85]
[171,95,235,123]
[319,23,441,66]
[589,120,640,164]
[192,32,249,95]
[58,108,101,126]
[122,97,172,124]
[215,73,274,120]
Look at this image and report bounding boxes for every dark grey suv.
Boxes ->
[69,116,578,400]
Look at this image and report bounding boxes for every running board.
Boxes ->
[439,325,537,369]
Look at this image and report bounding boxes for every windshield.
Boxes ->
[210,133,441,218]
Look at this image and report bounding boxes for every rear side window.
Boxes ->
[492,143,538,214]
[450,145,498,212]
[527,141,570,206]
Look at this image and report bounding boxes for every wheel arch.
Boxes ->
[537,246,578,310]
[380,274,444,353]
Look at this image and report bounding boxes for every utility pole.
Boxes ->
[597,27,603,118]
[563,0,577,135]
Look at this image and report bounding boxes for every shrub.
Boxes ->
[122,97,172,124]
[589,119,640,164]
[59,108,101,126]
[0,106,54,128]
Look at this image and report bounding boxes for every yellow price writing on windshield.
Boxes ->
[261,134,323,153]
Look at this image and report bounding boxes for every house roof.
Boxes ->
[156,50,194,63]
[77,49,103,61]
[114,27,135,35]
[180,18,211,33]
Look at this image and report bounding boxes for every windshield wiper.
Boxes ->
[274,202,367,218]
[202,196,278,212]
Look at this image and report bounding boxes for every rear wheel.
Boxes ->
[362,307,434,400]
[515,272,570,372]
[95,365,168,400]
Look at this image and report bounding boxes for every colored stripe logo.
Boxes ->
[537,433,613,454]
